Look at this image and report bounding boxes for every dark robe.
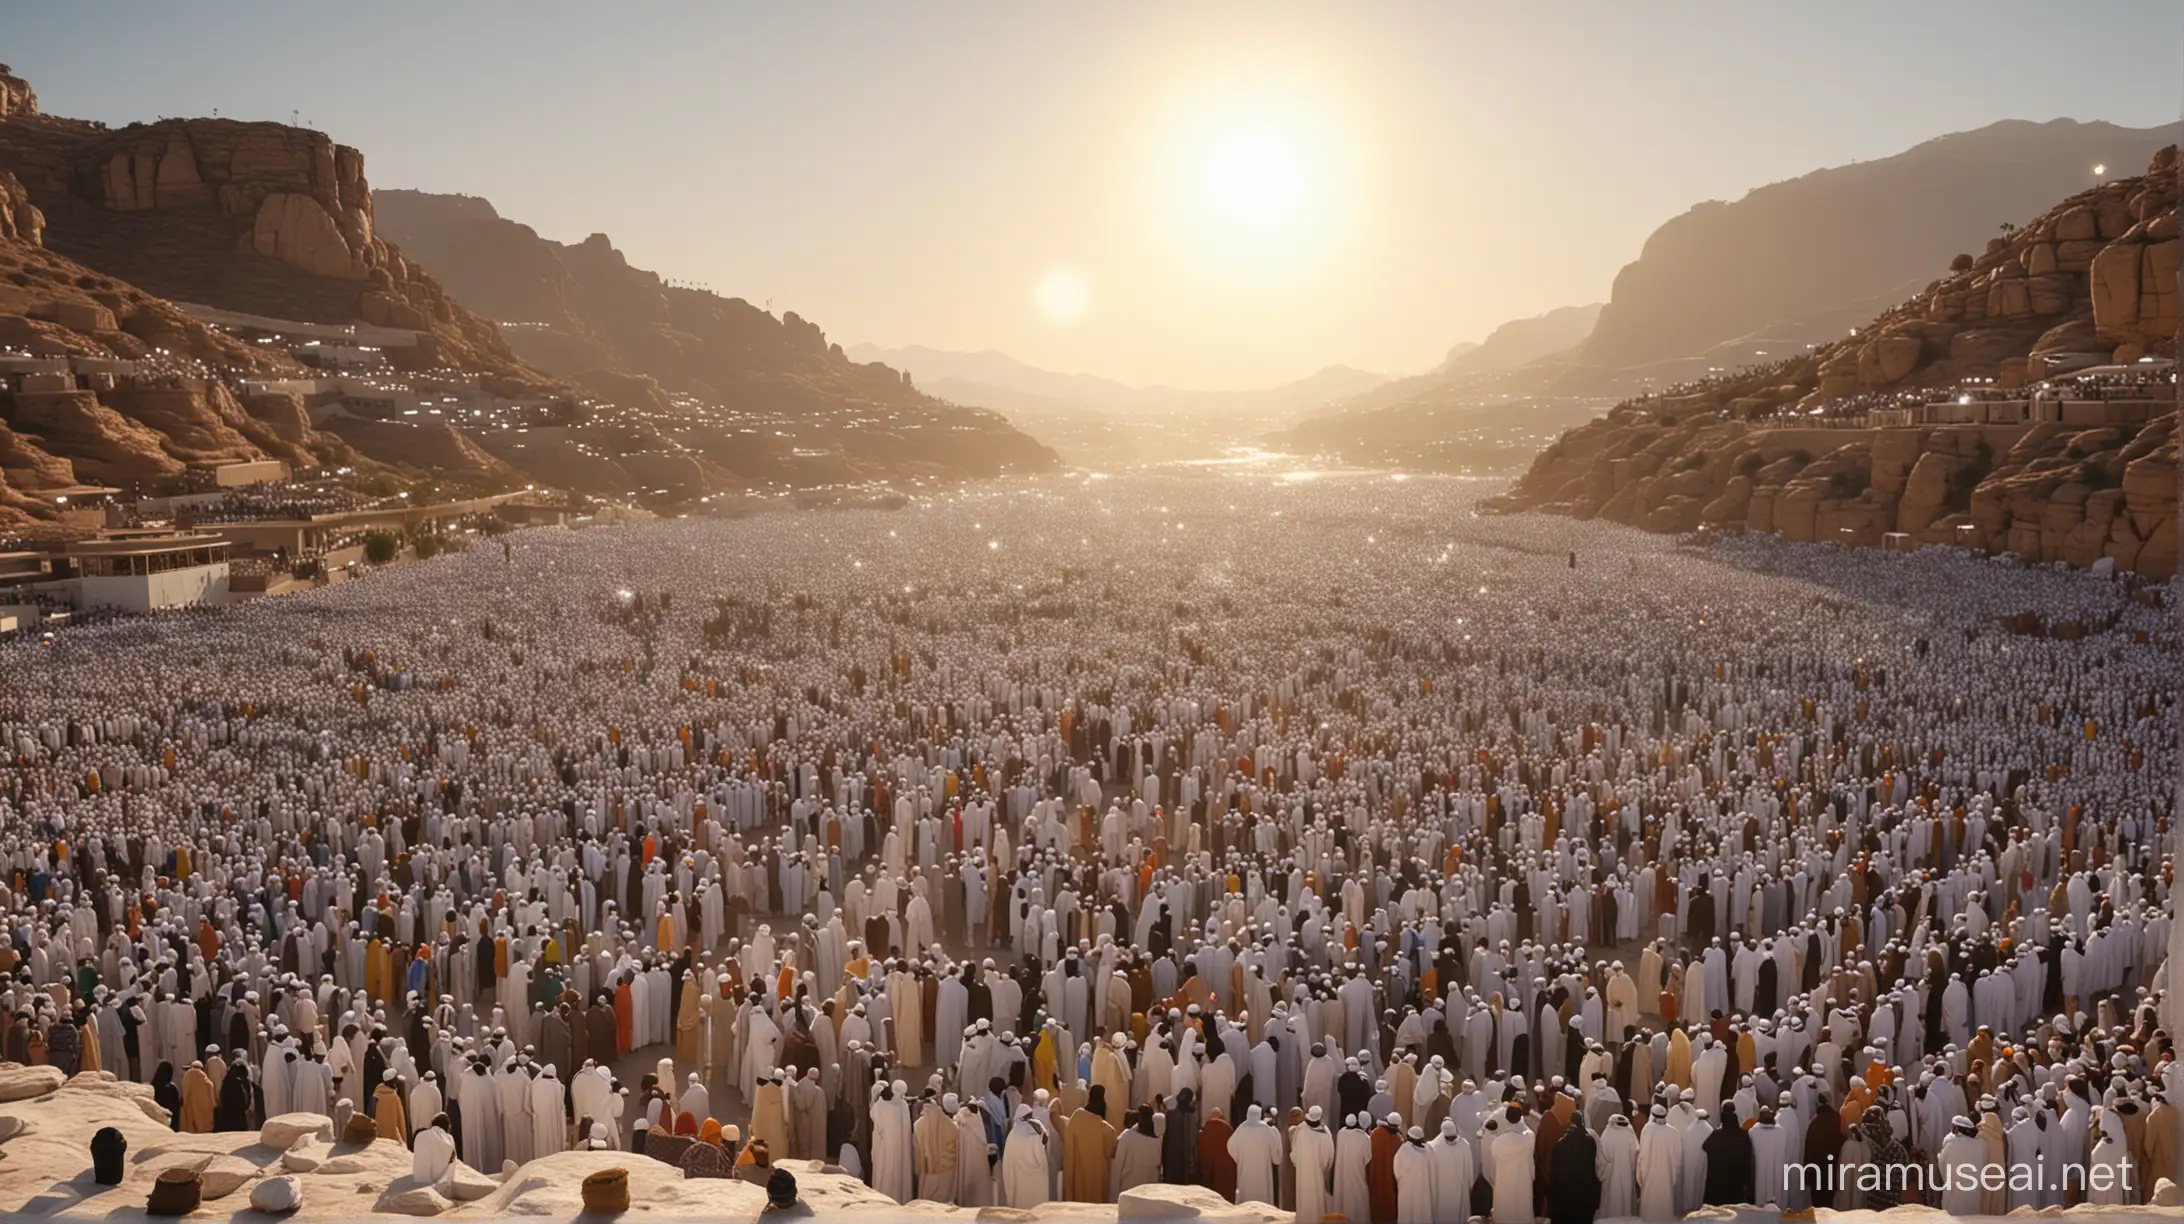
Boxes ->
[1547,1117,1603,1224]
[1702,1106,1756,1204]
[214,1064,253,1131]
[1802,1105,1844,1208]
[1162,1091,1200,1183]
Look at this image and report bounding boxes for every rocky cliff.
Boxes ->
[1576,118,2174,381]
[372,190,1059,485]
[1290,121,2175,473]
[0,169,365,532]
[0,60,1054,512]
[0,88,551,393]
[1492,148,2179,580]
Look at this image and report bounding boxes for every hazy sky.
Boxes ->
[7,3,2181,388]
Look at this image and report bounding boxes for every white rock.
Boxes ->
[446,1160,499,1202]
[2153,1178,2182,1207]
[0,1064,64,1102]
[249,1174,303,1214]
[260,1113,333,1151]
[377,1177,453,1217]
[191,1153,262,1199]
[1118,1183,1237,1220]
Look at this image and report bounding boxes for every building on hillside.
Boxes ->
[43,530,232,612]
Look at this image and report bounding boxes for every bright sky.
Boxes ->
[7,2,2181,388]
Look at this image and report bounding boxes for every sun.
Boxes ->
[1205,132,1303,228]
[1034,266,1090,325]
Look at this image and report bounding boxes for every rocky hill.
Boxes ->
[372,190,1058,485]
[1288,120,2173,472]
[1491,147,2179,580]
[1283,305,1606,472]
[0,169,379,531]
[1575,119,2173,378]
[0,91,549,394]
[0,62,1051,515]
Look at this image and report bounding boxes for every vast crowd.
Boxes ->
[0,470,2176,1221]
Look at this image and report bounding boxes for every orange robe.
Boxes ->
[615,983,635,1054]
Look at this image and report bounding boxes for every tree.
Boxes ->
[363,532,399,565]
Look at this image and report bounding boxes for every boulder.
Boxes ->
[249,1174,303,1214]
[581,1166,631,1213]
[39,299,118,333]
[260,1112,333,1151]
[2025,274,2073,316]
[2137,239,2178,343]
[1897,452,1968,535]
[377,1177,453,1217]
[177,1151,261,1199]
[1946,329,2019,371]
[146,1167,202,1217]
[2053,205,2098,242]
[1856,335,1921,387]
[0,1062,65,1102]
[152,130,213,208]
[2054,238,2105,272]
[1985,278,2032,320]
[2091,240,2142,341]
[2031,318,2099,355]
[342,1111,381,1144]
[446,1159,499,1202]
[1118,1183,1244,1219]
[251,192,361,279]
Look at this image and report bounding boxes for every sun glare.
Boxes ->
[1034,266,1090,325]
[1206,133,1303,227]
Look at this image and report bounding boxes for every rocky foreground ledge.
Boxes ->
[0,1065,1288,1223]
[1,1068,2179,1224]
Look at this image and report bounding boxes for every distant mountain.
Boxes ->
[373,190,1057,490]
[847,343,1390,421]
[1573,118,2175,378]
[1286,117,2175,469]
[843,344,1394,465]
[1443,304,1603,376]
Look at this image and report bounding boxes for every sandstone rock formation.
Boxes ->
[1493,147,2179,580]
[0,62,1050,513]
[0,95,549,391]
[0,187,366,530]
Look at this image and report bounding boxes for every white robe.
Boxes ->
[1228,1116,1282,1206]
[1636,1118,1682,1222]
[871,1092,915,1203]
[1291,1122,1335,1224]
[1428,1133,1473,1224]
[1488,1124,1534,1224]
[1393,1141,1435,1224]
[1596,1118,1639,1218]
[528,1072,565,1158]
[412,1124,457,1193]
[1000,1117,1051,1208]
